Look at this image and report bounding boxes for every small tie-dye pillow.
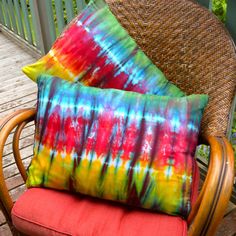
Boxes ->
[22,0,184,97]
[27,74,208,218]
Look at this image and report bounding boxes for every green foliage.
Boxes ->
[212,0,227,22]
[196,145,210,160]
[232,112,236,136]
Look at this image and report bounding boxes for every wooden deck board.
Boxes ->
[0,32,36,235]
[0,32,235,235]
[0,224,12,236]
[0,88,37,106]
[216,208,236,236]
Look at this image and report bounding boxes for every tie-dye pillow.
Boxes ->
[27,74,208,218]
[22,0,184,97]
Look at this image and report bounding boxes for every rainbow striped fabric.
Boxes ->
[22,0,184,97]
[27,75,208,217]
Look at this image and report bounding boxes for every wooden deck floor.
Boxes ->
[0,33,235,236]
[0,32,37,235]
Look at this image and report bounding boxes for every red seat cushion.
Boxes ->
[11,161,199,236]
[12,188,187,236]
[11,162,199,236]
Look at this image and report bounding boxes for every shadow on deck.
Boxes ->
[0,32,235,236]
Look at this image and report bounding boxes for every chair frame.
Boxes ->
[0,0,235,234]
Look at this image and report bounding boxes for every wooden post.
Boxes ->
[20,0,33,44]
[226,0,236,43]
[54,0,65,35]
[65,0,75,23]
[13,0,25,38]
[2,0,11,29]
[0,2,4,25]
[31,0,56,54]
[76,0,86,13]
[7,0,18,33]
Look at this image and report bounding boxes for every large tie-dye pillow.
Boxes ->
[27,74,208,218]
[22,0,184,97]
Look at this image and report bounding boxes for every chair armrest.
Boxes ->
[188,136,234,236]
[0,109,36,217]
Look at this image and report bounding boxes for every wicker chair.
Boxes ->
[0,0,235,235]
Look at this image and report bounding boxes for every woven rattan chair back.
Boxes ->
[107,0,236,137]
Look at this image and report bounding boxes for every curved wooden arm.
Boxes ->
[13,120,32,182]
[188,136,234,236]
[0,108,36,217]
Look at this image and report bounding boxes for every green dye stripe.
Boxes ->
[20,0,33,44]
[55,0,65,35]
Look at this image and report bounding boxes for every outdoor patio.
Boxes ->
[0,32,235,236]
[0,0,236,234]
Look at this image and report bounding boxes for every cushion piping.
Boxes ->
[12,207,72,236]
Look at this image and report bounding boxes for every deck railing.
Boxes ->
[0,0,88,55]
[0,0,235,56]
